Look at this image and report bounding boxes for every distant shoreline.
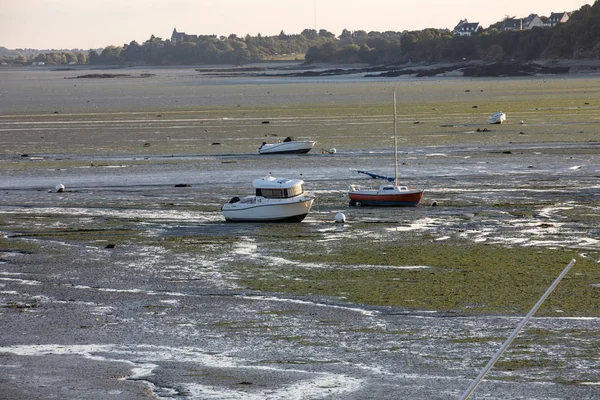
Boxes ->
[5,59,600,79]
[198,59,600,78]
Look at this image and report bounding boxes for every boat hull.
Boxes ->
[349,90,425,208]
[489,112,506,124]
[348,190,423,207]
[222,197,314,222]
[258,141,315,154]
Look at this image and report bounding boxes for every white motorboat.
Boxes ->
[221,175,315,222]
[489,112,506,124]
[258,137,315,154]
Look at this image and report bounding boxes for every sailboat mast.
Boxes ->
[393,89,398,186]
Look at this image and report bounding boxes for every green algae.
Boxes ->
[346,327,415,335]
[235,242,600,316]
[451,336,507,344]
[0,236,40,253]
[14,228,140,246]
[493,358,566,371]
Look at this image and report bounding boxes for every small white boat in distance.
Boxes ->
[258,136,315,154]
[489,112,506,124]
[221,175,315,222]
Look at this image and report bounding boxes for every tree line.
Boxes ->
[2,1,599,66]
[85,29,338,65]
[0,29,336,66]
[305,2,600,64]
[0,48,89,65]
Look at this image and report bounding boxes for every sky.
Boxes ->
[0,0,593,50]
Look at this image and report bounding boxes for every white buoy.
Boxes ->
[55,184,65,192]
[335,212,346,223]
[329,148,337,154]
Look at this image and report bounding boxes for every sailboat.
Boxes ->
[348,90,424,207]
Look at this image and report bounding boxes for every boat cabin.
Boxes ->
[380,185,409,192]
[252,176,306,199]
[256,185,304,198]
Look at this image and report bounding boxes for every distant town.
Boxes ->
[169,12,572,43]
[451,11,570,36]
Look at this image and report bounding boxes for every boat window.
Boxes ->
[260,188,286,198]
[257,184,303,198]
[286,184,303,197]
[382,186,394,190]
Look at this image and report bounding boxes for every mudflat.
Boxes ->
[0,65,599,399]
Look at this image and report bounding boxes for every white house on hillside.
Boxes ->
[503,14,545,31]
[523,14,545,29]
[453,20,480,36]
[503,18,523,31]
[548,12,570,26]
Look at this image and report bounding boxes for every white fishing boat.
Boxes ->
[489,112,506,124]
[348,89,424,207]
[221,175,315,222]
[258,137,315,154]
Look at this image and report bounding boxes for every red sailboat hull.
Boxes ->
[349,189,424,207]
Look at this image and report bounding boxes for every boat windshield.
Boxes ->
[256,184,304,198]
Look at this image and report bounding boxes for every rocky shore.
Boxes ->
[195,59,600,79]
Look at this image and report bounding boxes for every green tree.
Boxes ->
[98,46,122,64]
[301,29,318,39]
[319,29,335,38]
[340,29,352,39]
[88,49,99,63]
[75,52,87,64]
[122,40,142,62]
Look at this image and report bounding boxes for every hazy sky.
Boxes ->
[1,0,593,50]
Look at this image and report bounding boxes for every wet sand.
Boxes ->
[0,66,599,399]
